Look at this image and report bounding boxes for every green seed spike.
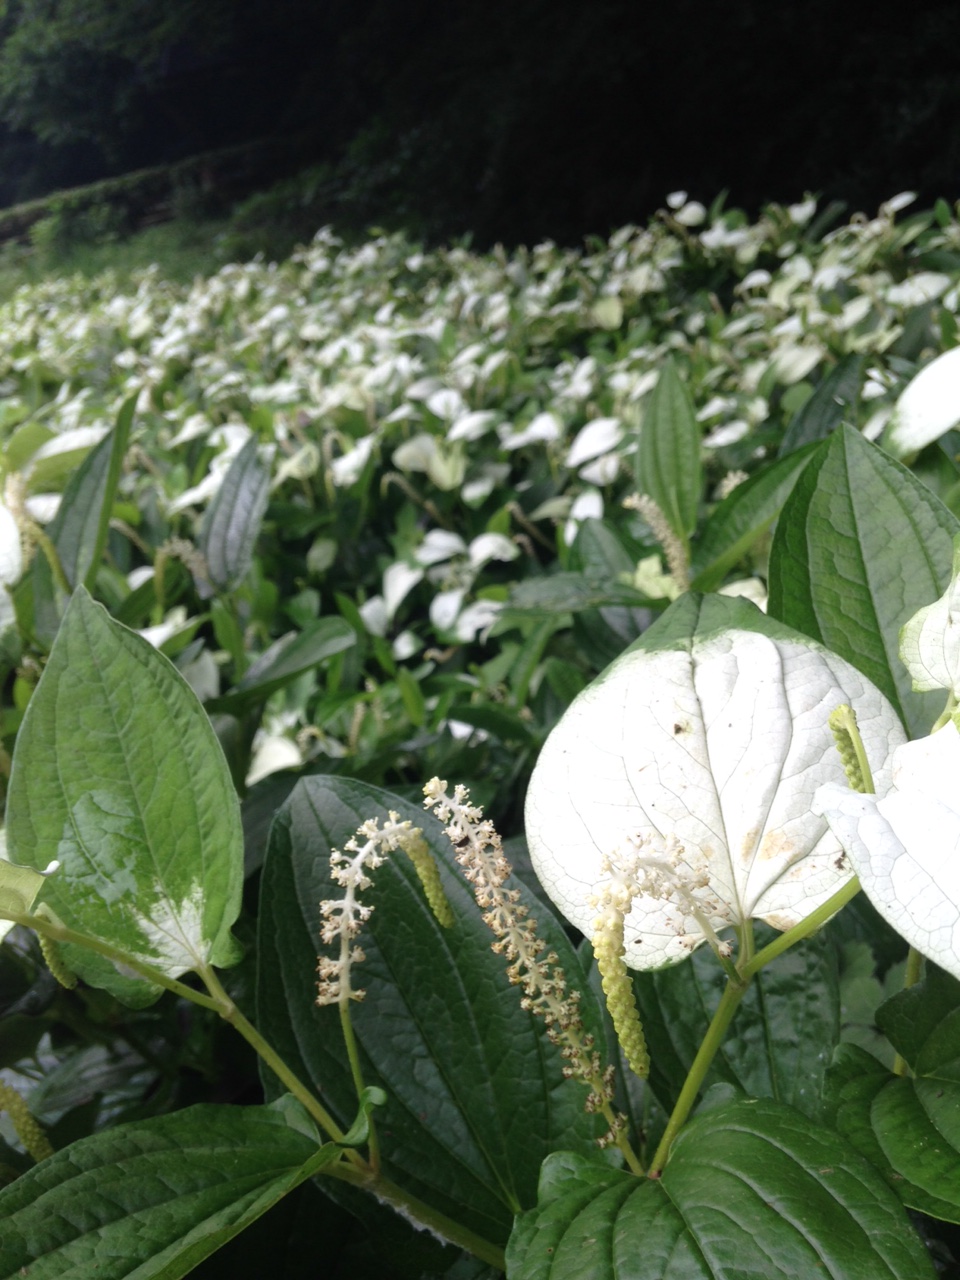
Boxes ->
[38,931,78,989]
[592,911,649,1080]
[402,832,455,928]
[828,704,875,795]
[0,1082,53,1163]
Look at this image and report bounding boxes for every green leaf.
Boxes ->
[826,1042,960,1224]
[507,1100,935,1280]
[204,617,356,715]
[635,357,702,542]
[768,424,959,738]
[200,436,271,593]
[778,353,865,457]
[876,964,960,1079]
[689,443,818,590]
[256,775,606,1245]
[633,928,839,1118]
[31,402,135,646]
[6,588,243,1006]
[0,1103,339,1280]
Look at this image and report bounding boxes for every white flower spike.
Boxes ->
[525,594,906,970]
[815,722,960,981]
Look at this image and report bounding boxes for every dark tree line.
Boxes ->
[0,0,957,244]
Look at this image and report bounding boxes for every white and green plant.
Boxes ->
[1,194,960,1276]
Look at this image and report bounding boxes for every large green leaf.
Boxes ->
[256,775,606,1246]
[777,352,865,457]
[507,1100,935,1280]
[689,442,818,590]
[768,424,959,738]
[204,617,356,715]
[6,588,243,1006]
[633,928,839,1118]
[635,356,702,542]
[0,1103,338,1280]
[200,436,271,593]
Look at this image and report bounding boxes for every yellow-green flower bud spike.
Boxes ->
[592,909,649,1080]
[38,931,78,989]
[828,704,875,794]
[0,1082,53,1163]
[401,830,454,928]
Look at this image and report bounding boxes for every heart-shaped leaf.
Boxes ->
[507,1098,934,1279]
[525,592,905,970]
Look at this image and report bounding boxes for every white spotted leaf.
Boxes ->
[6,588,243,1005]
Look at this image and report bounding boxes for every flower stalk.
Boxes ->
[424,778,645,1175]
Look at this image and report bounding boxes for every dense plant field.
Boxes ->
[1,191,960,1277]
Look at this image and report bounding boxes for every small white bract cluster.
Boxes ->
[316,812,424,1006]
[627,833,735,959]
[423,777,621,1134]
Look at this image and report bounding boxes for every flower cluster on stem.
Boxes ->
[423,778,642,1170]
[589,849,650,1080]
[623,492,690,592]
[317,812,428,1006]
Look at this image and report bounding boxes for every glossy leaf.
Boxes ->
[635,356,702,541]
[876,964,960,1079]
[778,352,865,457]
[689,442,818,590]
[6,588,243,1005]
[507,1099,934,1280]
[0,1103,338,1280]
[204,617,356,715]
[826,1042,960,1223]
[256,775,606,1245]
[200,435,271,593]
[525,592,905,970]
[768,423,959,738]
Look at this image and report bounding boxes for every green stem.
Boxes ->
[648,977,750,1176]
[329,1162,506,1271]
[740,877,861,980]
[199,966,352,1148]
[339,997,380,1173]
[2,908,223,1012]
[930,693,957,734]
